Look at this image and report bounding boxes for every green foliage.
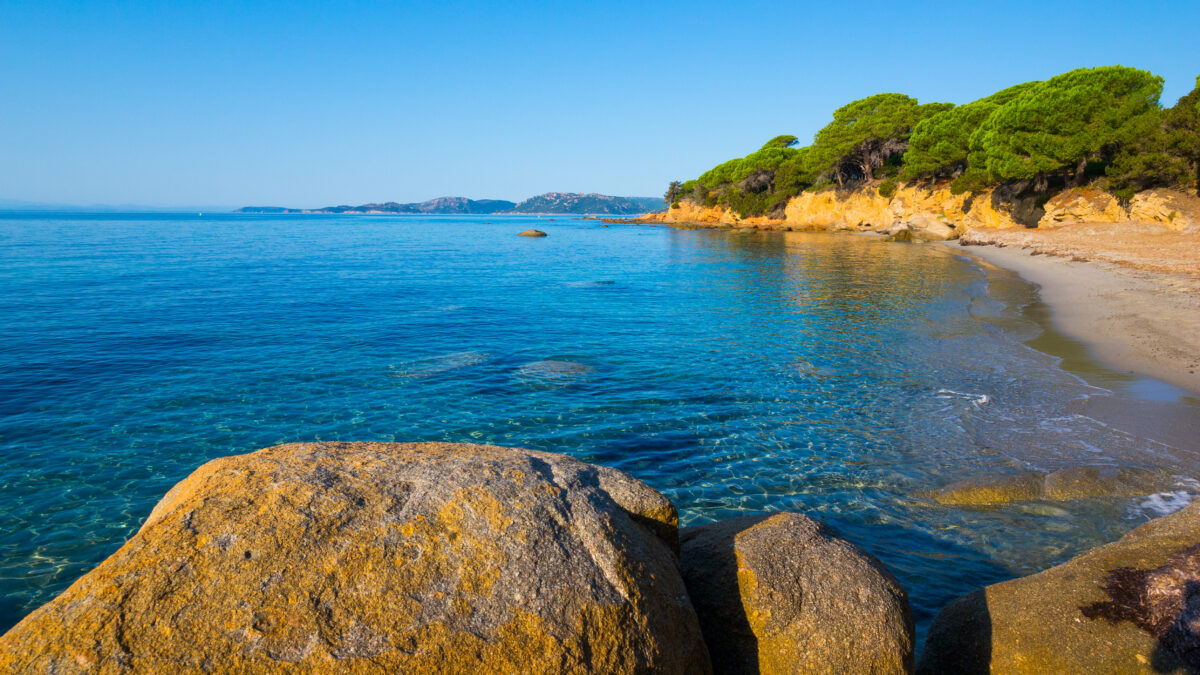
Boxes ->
[1108,74,1200,194]
[697,143,799,188]
[949,169,990,195]
[806,94,949,185]
[665,181,684,206]
[760,135,799,150]
[902,82,1040,180]
[670,66,1193,216]
[972,66,1163,183]
[1105,111,1184,195]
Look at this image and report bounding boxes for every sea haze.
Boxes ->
[0,211,1196,642]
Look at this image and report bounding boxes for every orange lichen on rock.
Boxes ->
[0,442,710,673]
[680,513,914,674]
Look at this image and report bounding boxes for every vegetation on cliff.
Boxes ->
[669,66,1200,217]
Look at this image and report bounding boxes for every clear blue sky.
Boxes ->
[2,1,1198,208]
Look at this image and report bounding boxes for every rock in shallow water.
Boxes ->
[518,229,547,237]
[920,466,1174,507]
[514,359,595,387]
[0,442,710,673]
[680,513,914,674]
[918,500,1200,674]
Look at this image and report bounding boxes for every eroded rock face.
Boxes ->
[0,442,710,673]
[1129,188,1200,232]
[680,513,914,674]
[919,500,1200,674]
[1037,187,1125,228]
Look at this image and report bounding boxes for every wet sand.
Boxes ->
[950,241,1200,396]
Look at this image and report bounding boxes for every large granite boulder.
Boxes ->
[0,442,710,673]
[680,513,914,674]
[918,500,1200,674]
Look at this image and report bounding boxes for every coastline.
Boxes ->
[948,240,1200,397]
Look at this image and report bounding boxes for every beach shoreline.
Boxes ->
[945,240,1200,397]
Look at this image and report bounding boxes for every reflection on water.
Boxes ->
[0,213,1196,647]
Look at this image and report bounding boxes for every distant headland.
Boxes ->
[236,192,665,216]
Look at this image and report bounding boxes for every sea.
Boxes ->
[1,211,1198,645]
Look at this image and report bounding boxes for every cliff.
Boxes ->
[642,184,1200,241]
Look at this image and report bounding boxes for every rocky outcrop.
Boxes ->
[640,201,782,229]
[918,500,1200,674]
[650,183,1026,237]
[920,466,1171,506]
[518,229,547,237]
[1129,188,1200,232]
[0,442,710,673]
[680,513,914,674]
[1038,187,1126,228]
[645,184,1200,239]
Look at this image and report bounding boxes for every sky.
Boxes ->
[2,1,1198,209]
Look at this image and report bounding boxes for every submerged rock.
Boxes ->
[920,471,1047,506]
[518,229,548,237]
[680,513,914,674]
[0,442,710,673]
[386,350,491,379]
[514,359,595,387]
[921,466,1173,507]
[918,500,1200,674]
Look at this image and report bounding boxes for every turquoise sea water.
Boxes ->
[1,212,1197,643]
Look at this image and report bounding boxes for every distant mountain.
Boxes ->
[506,193,663,215]
[237,193,665,216]
[236,197,515,215]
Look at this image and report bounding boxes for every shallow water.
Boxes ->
[1,212,1197,643]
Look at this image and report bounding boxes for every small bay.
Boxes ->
[0,211,1195,642]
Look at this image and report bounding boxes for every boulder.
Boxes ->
[905,214,958,241]
[1129,188,1200,232]
[0,442,710,673]
[680,513,914,674]
[1037,187,1125,228]
[918,500,1200,674]
[882,222,912,242]
[518,229,548,237]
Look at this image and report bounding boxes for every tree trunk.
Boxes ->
[1071,156,1088,187]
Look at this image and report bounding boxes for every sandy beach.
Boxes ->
[949,230,1200,396]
